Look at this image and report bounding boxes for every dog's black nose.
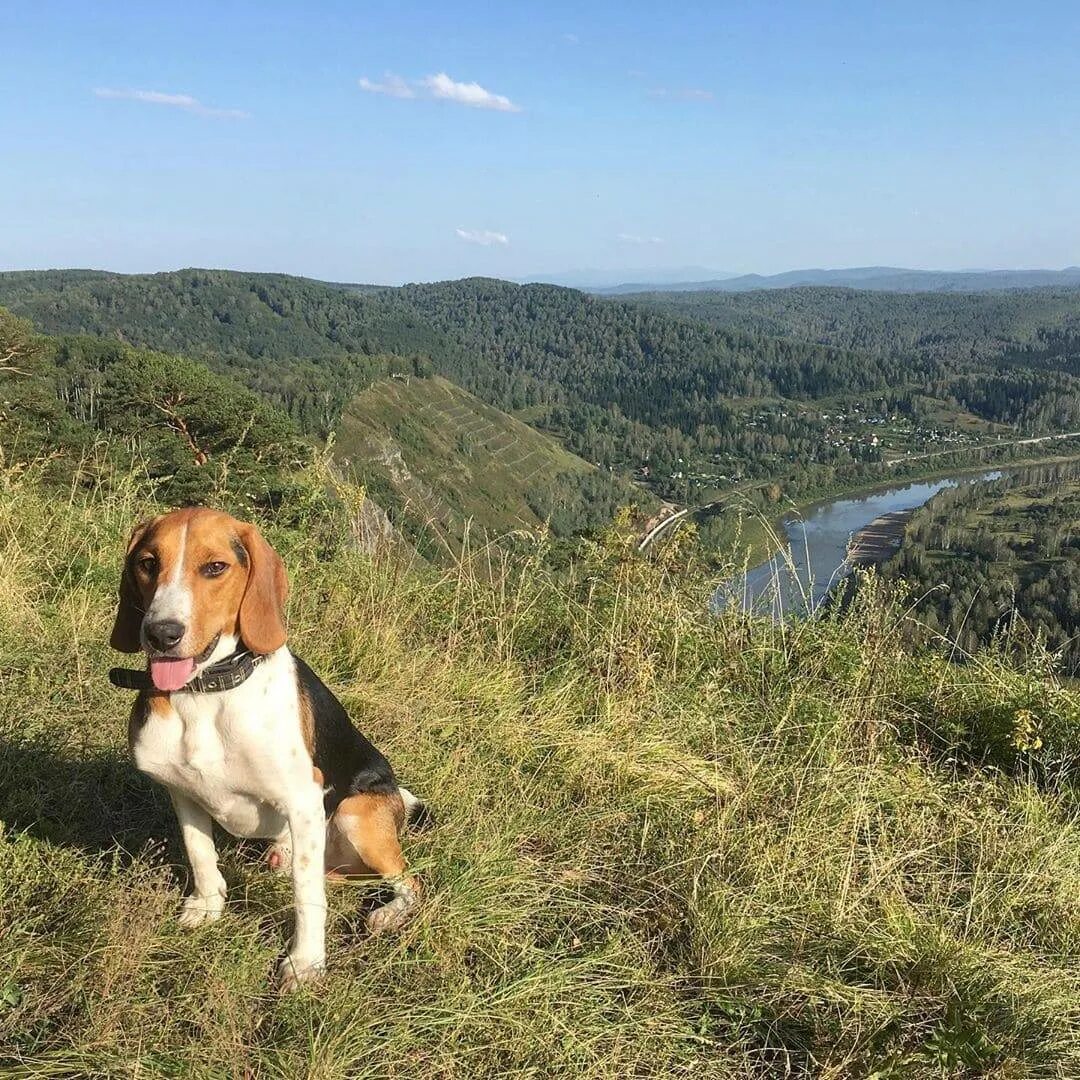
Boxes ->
[145,619,185,651]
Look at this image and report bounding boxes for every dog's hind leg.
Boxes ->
[326,791,419,935]
[397,786,434,831]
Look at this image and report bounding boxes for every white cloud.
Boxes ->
[563,33,580,45]
[617,233,664,245]
[422,73,521,112]
[358,74,416,99]
[93,87,249,119]
[648,86,714,102]
[456,228,509,246]
[358,71,521,112]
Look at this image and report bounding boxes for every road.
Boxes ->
[885,429,1080,467]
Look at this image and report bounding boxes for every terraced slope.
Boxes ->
[335,374,651,556]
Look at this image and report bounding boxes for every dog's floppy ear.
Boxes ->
[109,519,155,653]
[236,522,289,654]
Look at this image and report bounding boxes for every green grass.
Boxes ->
[4,461,1080,1076]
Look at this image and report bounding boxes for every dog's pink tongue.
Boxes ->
[150,657,195,692]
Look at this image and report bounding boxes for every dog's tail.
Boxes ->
[398,787,435,832]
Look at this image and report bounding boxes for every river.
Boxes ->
[717,470,1004,618]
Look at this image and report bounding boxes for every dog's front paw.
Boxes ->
[277,951,325,992]
[178,891,226,928]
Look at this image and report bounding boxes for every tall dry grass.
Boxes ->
[2,457,1080,1077]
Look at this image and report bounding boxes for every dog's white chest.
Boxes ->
[131,652,307,839]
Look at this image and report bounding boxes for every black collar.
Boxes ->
[109,647,266,694]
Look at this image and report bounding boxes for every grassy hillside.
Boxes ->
[334,374,651,556]
[4,458,1080,1076]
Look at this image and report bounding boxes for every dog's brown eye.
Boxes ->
[202,561,229,578]
[137,556,158,575]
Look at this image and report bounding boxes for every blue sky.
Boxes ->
[2,1,1079,283]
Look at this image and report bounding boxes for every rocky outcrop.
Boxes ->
[350,491,399,556]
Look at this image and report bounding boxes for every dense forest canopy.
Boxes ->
[619,285,1080,366]
[5,269,1080,505]
[0,308,306,508]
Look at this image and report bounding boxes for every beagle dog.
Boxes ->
[109,507,424,990]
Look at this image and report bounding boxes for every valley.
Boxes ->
[4,268,1080,533]
[5,268,1080,667]
[716,469,1009,618]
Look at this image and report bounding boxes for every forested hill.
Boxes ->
[0,268,881,403]
[876,462,1080,674]
[6,268,1080,507]
[619,286,1080,366]
[0,308,306,510]
[0,267,899,474]
[0,269,444,362]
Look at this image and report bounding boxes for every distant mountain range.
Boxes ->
[518,266,738,289]
[592,265,1080,295]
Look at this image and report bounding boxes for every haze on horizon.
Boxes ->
[3,0,1078,286]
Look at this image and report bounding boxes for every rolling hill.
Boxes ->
[334,374,652,557]
[7,267,1080,518]
[618,285,1080,364]
[0,267,892,489]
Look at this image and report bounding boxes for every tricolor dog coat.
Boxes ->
[109,508,425,989]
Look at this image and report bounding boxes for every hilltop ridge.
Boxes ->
[5,289,1080,1075]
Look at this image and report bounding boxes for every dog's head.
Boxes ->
[110,508,289,691]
